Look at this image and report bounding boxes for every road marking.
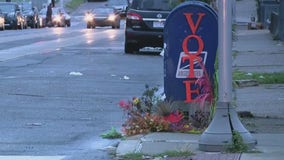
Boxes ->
[0,156,65,160]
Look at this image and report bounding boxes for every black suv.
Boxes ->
[125,0,181,53]
[0,2,27,29]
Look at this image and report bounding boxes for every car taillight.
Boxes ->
[127,12,142,21]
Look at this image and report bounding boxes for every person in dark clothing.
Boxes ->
[46,3,52,26]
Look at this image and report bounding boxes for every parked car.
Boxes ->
[107,0,129,17]
[0,2,27,29]
[124,0,182,53]
[21,2,40,28]
[84,7,120,29]
[0,12,4,30]
[39,7,71,27]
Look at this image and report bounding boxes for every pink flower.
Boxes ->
[119,100,132,111]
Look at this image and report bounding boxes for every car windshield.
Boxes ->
[131,0,182,11]
[21,2,32,12]
[93,8,113,14]
[39,8,46,15]
[108,0,128,6]
[52,8,65,15]
[0,4,16,13]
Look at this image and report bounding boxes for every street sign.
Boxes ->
[164,1,218,102]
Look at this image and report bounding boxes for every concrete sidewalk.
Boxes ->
[115,0,284,159]
[116,133,284,160]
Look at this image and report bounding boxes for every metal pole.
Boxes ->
[60,0,64,8]
[232,0,236,24]
[199,0,256,152]
[219,0,232,102]
[279,0,284,40]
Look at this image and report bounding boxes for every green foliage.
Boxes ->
[155,101,176,116]
[140,84,159,113]
[65,0,85,9]
[120,150,194,160]
[100,127,122,139]
[233,70,284,84]
[122,112,170,136]
[227,130,248,153]
[119,153,145,160]
[156,150,194,157]
[190,110,210,129]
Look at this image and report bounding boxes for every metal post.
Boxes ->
[199,0,256,151]
[279,0,284,40]
[232,0,236,24]
[60,0,64,8]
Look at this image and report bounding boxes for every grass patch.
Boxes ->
[120,150,194,160]
[156,150,194,157]
[65,0,85,10]
[226,130,248,153]
[119,153,145,160]
[100,127,122,139]
[233,70,284,84]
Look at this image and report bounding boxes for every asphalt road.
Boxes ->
[0,2,164,159]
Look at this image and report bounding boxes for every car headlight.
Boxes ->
[0,18,4,24]
[84,13,94,22]
[108,14,116,21]
[54,15,62,22]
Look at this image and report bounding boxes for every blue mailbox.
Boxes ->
[164,1,218,102]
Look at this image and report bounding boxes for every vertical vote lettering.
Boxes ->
[182,13,205,102]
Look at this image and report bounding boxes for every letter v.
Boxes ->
[184,13,205,34]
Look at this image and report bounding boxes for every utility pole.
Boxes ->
[60,0,64,8]
[199,0,256,151]
[279,0,284,41]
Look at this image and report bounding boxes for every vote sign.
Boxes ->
[164,1,218,102]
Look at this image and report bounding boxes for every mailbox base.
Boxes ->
[199,102,257,152]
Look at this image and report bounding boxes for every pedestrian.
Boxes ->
[46,3,52,27]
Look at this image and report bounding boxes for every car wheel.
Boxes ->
[66,20,71,27]
[125,42,139,54]
[35,22,39,28]
[18,22,24,30]
[0,24,4,31]
[116,20,121,29]
[87,23,92,29]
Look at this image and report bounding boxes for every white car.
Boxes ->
[39,7,71,27]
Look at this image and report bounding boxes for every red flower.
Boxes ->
[119,100,132,111]
[164,111,183,123]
